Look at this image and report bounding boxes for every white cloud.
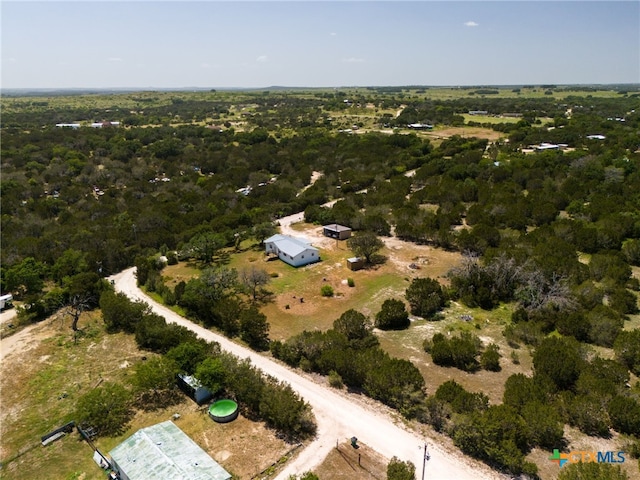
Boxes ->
[257,55,268,63]
[464,21,479,27]
[108,57,123,62]
[330,32,337,36]
[201,63,211,69]
[342,57,365,63]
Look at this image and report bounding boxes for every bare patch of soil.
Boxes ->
[314,440,388,480]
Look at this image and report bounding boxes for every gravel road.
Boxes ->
[110,267,501,480]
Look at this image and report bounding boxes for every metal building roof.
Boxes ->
[265,234,317,257]
[109,421,231,480]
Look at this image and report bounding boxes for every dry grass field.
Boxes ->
[0,314,292,480]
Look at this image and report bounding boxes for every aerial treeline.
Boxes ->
[2,92,639,305]
[84,288,316,439]
[420,336,640,476]
[1,123,430,293]
[136,256,272,351]
[270,309,426,417]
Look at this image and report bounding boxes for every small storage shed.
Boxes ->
[347,257,365,271]
[323,224,352,240]
[176,373,213,406]
[109,421,231,480]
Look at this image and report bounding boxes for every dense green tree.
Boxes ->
[452,405,535,475]
[521,401,564,450]
[75,382,132,436]
[557,459,628,480]
[614,330,640,376]
[252,222,278,244]
[405,277,447,318]
[387,456,416,480]
[259,378,314,437]
[195,357,227,396]
[567,394,611,437]
[427,332,481,372]
[333,309,374,343]
[608,395,640,435]
[503,373,553,410]
[166,340,213,374]
[621,238,640,266]
[375,298,410,330]
[435,380,489,414]
[183,231,226,263]
[100,289,148,333]
[347,231,384,264]
[3,257,48,297]
[240,306,270,350]
[134,313,196,353]
[533,337,585,390]
[363,354,425,410]
[51,248,88,284]
[132,356,180,408]
[480,343,501,372]
[587,306,624,347]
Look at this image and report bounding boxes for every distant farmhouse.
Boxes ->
[264,234,319,267]
[323,224,352,240]
[109,421,231,480]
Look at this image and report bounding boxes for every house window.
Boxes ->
[301,255,304,258]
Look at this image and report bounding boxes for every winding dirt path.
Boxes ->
[110,268,502,480]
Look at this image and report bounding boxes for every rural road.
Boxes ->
[110,267,501,480]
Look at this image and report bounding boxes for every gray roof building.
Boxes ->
[264,234,319,267]
[109,421,231,480]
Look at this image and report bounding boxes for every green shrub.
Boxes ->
[321,285,334,297]
[480,344,501,371]
[328,370,344,389]
[347,277,355,287]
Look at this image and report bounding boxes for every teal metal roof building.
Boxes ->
[109,421,231,480]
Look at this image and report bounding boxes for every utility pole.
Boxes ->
[421,442,430,480]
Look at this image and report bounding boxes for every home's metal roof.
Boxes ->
[265,234,317,257]
[109,421,231,480]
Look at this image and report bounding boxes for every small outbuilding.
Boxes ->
[109,421,231,480]
[323,224,352,240]
[264,234,320,268]
[176,373,213,406]
[347,257,365,271]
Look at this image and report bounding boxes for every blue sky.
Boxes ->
[2,1,638,88]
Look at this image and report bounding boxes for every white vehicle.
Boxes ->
[0,293,13,310]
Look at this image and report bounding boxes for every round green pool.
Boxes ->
[208,399,239,423]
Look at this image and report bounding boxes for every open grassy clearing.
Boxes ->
[377,300,534,405]
[0,313,292,480]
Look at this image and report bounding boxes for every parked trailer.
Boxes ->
[0,293,13,310]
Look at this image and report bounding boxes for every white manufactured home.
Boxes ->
[264,234,319,267]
